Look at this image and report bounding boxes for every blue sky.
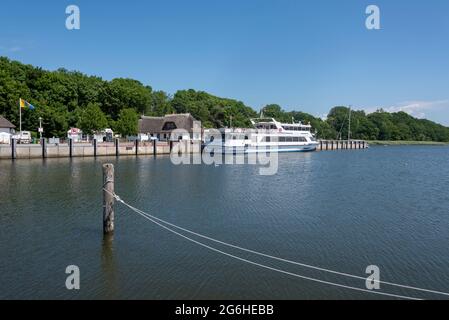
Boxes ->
[1,0,448,124]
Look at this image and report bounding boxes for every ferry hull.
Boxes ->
[203,144,318,154]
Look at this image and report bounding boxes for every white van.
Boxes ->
[13,131,32,144]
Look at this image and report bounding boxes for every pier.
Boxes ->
[316,140,368,151]
[0,139,367,160]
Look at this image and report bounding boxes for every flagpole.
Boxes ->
[19,99,22,134]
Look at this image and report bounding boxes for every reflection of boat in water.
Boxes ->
[203,118,319,154]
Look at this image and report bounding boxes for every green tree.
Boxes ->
[39,103,69,138]
[262,104,290,122]
[114,108,138,137]
[289,111,336,139]
[326,106,351,139]
[1,57,449,142]
[150,91,174,116]
[77,103,108,135]
[100,78,152,118]
[171,89,256,128]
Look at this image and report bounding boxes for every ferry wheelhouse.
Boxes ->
[204,118,319,153]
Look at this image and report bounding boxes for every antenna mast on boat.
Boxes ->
[348,105,352,142]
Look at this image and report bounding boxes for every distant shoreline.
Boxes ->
[367,140,449,146]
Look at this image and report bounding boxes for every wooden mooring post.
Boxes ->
[41,138,47,158]
[115,138,119,156]
[103,163,115,234]
[11,138,16,159]
[93,139,97,157]
[69,138,73,158]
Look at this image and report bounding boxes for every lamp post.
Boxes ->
[38,117,43,139]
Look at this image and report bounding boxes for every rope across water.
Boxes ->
[106,190,449,300]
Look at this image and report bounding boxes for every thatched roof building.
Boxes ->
[138,113,201,141]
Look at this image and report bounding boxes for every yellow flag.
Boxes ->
[19,98,35,110]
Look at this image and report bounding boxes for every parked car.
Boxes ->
[138,133,158,142]
[13,131,32,144]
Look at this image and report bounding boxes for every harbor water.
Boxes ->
[1,146,449,299]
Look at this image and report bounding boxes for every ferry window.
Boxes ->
[265,136,271,142]
[210,136,215,142]
[245,135,249,140]
[286,137,293,142]
[233,135,237,140]
[221,133,225,140]
[279,137,286,142]
[293,137,299,142]
[299,137,307,142]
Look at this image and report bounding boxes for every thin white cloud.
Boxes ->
[0,45,23,53]
[8,46,22,52]
[363,100,449,119]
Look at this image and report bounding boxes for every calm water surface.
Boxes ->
[1,146,449,299]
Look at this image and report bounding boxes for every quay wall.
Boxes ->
[0,139,193,160]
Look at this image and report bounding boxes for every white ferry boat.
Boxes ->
[204,118,319,153]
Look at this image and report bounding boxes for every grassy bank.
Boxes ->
[367,140,449,146]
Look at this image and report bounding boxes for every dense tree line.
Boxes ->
[1,57,448,141]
